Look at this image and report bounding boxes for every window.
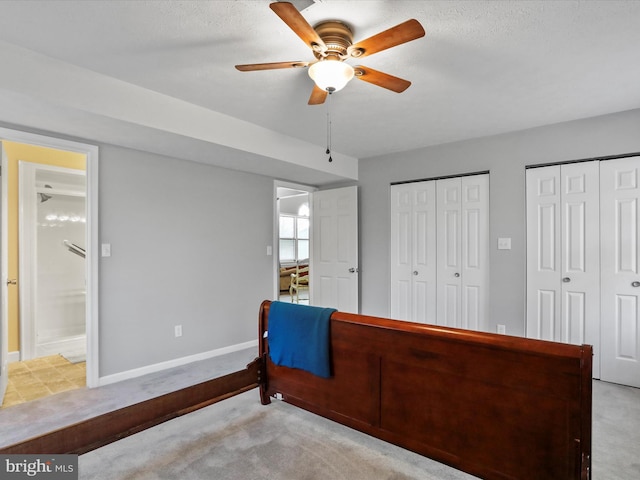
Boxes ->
[279,214,309,263]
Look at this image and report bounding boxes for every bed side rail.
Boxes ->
[0,356,264,455]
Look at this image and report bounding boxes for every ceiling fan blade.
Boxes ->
[348,19,425,59]
[354,66,411,93]
[235,61,310,71]
[308,85,328,105]
[270,2,327,53]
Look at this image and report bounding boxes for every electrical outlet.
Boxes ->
[174,325,182,337]
[497,324,506,334]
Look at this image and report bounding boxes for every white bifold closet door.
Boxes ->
[436,176,490,330]
[391,174,489,330]
[390,182,437,324]
[600,157,640,388]
[527,157,640,388]
[526,161,601,376]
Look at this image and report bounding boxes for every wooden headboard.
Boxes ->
[259,300,592,480]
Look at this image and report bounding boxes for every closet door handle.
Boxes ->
[632,281,640,288]
[562,277,571,283]
[6,279,17,286]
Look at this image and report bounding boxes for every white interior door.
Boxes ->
[526,166,562,339]
[391,175,488,330]
[436,175,489,329]
[560,162,600,359]
[390,182,436,323]
[311,186,358,313]
[390,184,413,320]
[601,156,640,388]
[527,161,601,379]
[436,178,462,327]
[460,175,490,330]
[1,142,9,402]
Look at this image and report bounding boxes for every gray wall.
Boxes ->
[358,108,640,336]
[99,145,273,376]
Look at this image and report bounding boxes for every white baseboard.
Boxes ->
[97,339,258,387]
[36,335,86,359]
[8,351,20,364]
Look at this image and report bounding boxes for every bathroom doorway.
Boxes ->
[1,130,99,408]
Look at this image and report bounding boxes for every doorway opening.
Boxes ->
[1,130,98,408]
[276,186,310,304]
[273,183,359,313]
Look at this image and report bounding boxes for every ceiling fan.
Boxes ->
[235,1,425,105]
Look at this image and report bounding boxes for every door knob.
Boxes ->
[6,279,17,286]
[413,271,419,276]
[632,281,640,288]
[562,277,571,283]
[454,273,460,278]
[348,267,358,273]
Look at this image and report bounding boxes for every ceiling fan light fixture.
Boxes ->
[308,59,354,93]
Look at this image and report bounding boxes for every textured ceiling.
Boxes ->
[0,1,639,182]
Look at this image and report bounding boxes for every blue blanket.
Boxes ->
[268,301,336,378]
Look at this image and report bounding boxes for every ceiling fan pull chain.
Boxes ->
[326,92,333,162]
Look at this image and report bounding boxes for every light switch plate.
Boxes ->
[497,237,511,250]
[101,243,111,257]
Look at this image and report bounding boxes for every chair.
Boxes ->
[279,265,297,292]
[289,264,309,303]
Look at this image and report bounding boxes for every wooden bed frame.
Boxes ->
[2,300,592,480]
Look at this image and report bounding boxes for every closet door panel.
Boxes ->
[536,289,558,340]
[527,161,599,376]
[390,183,436,323]
[601,156,640,387]
[412,184,437,323]
[437,178,462,327]
[560,162,599,358]
[461,175,489,331]
[390,185,413,321]
[463,285,481,330]
[526,166,562,340]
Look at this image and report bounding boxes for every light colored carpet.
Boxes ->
[79,390,476,480]
[591,380,640,480]
[78,381,640,480]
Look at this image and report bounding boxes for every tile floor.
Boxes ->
[1,355,86,408]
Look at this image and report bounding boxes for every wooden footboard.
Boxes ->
[259,300,592,480]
